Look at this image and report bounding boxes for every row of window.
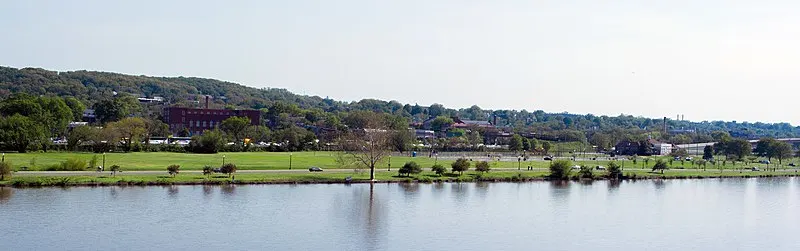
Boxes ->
[182,110,234,116]
[188,120,218,128]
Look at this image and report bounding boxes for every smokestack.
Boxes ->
[493,115,497,126]
[205,96,209,109]
[663,117,667,134]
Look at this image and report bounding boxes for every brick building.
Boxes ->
[163,107,260,136]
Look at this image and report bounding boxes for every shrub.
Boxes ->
[652,159,668,174]
[431,164,447,176]
[398,161,422,177]
[475,161,491,173]
[220,163,237,177]
[167,164,180,177]
[89,155,98,170]
[186,129,225,153]
[0,162,12,180]
[607,162,622,179]
[579,165,593,179]
[549,159,572,180]
[451,158,470,175]
[60,158,87,171]
[110,165,121,176]
[202,165,213,176]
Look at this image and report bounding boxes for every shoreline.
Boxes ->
[3,172,798,188]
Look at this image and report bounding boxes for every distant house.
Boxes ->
[615,140,641,156]
[615,139,672,156]
[138,96,165,103]
[415,129,435,139]
[82,109,96,123]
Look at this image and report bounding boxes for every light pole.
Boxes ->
[388,155,391,171]
[1,153,4,162]
[289,153,293,170]
[518,156,521,170]
[222,155,226,166]
[102,153,106,172]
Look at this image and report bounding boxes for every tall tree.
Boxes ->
[220,116,252,145]
[773,141,793,166]
[0,114,45,153]
[67,125,98,151]
[702,145,714,160]
[337,114,393,181]
[63,97,86,122]
[430,116,454,132]
[108,117,146,152]
[508,134,524,151]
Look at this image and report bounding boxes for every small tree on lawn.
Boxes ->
[431,164,447,177]
[652,159,668,174]
[451,158,470,175]
[549,159,572,180]
[220,163,237,178]
[202,165,213,177]
[398,161,422,177]
[110,165,120,176]
[0,162,12,181]
[475,161,491,173]
[607,162,622,179]
[167,164,180,177]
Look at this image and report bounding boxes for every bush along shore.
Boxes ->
[3,170,800,188]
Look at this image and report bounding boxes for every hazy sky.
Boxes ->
[3,0,800,124]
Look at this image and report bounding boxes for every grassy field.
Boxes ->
[3,151,800,172]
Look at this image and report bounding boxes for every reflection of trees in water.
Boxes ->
[399,182,419,196]
[475,182,489,199]
[336,183,387,251]
[221,184,236,196]
[607,180,621,193]
[578,179,594,186]
[202,185,213,198]
[451,183,469,205]
[653,179,666,190]
[549,180,570,199]
[167,185,179,197]
[0,187,13,204]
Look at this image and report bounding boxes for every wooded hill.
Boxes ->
[1,66,797,145]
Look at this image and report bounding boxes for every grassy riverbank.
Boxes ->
[4,152,798,172]
[2,169,798,187]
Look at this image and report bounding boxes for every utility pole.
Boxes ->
[289,153,293,170]
[222,155,226,166]
[388,155,391,171]
[102,153,106,172]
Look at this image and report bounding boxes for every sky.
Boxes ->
[2,0,800,124]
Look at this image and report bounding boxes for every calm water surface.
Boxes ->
[2,178,800,251]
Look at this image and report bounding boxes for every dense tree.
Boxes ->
[220,116,252,145]
[167,164,180,177]
[220,163,237,178]
[451,158,470,175]
[475,161,491,173]
[508,135,523,151]
[703,145,714,160]
[607,162,622,179]
[430,116,454,132]
[542,141,553,155]
[108,117,146,152]
[389,129,415,152]
[187,129,225,153]
[431,164,447,176]
[0,161,11,180]
[428,103,446,117]
[64,97,86,122]
[93,94,140,124]
[67,125,97,150]
[273,126,317,151]
[398,161,422,177]
[773,141,793,166]
[549,159,572,180]
[0,114,45,153]
[652,159,668,174]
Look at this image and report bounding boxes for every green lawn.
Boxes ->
[2,151,799,173]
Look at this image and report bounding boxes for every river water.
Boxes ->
[2,178,799,250]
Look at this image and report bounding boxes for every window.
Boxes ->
[189,120,193,127]
[202,121,207,127]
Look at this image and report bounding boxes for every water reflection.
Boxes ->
[607,180,621,193]
[202,185,213,198]
[0,187,12,204]
[398,182,419,196]
[653,179,666,190]
[221,185,236,196]
[337,183,387,251]
[167,186,179,197]
[475,182,489,199]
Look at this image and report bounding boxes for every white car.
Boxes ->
[571,165,582,170]
[595,166,606,170]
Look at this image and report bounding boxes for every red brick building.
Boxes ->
[163,107,260,135]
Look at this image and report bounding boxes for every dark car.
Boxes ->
[212,168,222,173]
[309,166,324,172]
[543,156,553,161]
[789,163,796,167]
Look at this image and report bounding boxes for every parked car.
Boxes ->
[543,156,553,161]
[789,163,796,167]
[674,156,681,161]
[212,168,222,173]
[595,166,606,170]
[309,166,324,172]
[571,165,582,170]
[759,160,770,164]
[685,157,693,161]
[750,167,760,171]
